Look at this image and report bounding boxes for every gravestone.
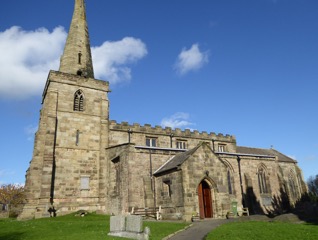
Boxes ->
[110,215,126,232]
[108,215,150,240]
[126,215,143,233]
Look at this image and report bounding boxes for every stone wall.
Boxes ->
[19,71,109,219]
[107,144,184,215]
[278,161,306,204]
[155,171,185,220]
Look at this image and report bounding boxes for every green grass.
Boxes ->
[206,221,318,240]
[4,214,317,240]
[0,213,188,240]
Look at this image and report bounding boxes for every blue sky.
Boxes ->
[0,0,317,185]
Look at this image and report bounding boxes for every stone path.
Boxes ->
[165,219,234,240]
[164,214,305,240]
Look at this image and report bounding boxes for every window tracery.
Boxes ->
[258,167,269,194]
[74,90,84,111]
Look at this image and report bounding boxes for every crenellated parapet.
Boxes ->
[109,120,236,142]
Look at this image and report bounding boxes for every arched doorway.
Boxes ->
[198,180,213,218]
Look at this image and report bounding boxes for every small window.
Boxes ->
[78,52,82,64]
[162,179,171,198]
[146,137,157,147]
[218,144,226,152]
[81,176,90,190]
[74,90,84,111]
[176,140,187,149]
[258,168,269,194]
[77,70,83,76]
[76,130,80,146]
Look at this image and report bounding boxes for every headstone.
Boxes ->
[126,215,143,233]
[110,215,126,232]
[108,215,150,240]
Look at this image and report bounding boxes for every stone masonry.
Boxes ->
[19,0,307,221]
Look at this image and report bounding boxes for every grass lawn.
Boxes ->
[0,213,188,240]
[206,221,318,240]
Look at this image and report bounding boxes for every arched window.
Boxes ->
[258,167,269,194]
[223,160,234,195]
[74,90,84,111]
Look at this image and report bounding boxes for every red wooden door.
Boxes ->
[203,187,212,218]
[198,182,205,219]
[198,181,213,219]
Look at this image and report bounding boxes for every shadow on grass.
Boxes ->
[266,187,318,225]
[241,174,318,225]
[0,232,25,240]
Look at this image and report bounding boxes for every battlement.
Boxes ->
[109,120,236,142]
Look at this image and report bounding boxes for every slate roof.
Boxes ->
[154,144,296,177]
[154,144,202,176]
[236,146,296,163]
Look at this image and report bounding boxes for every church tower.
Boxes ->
[19,0,110,219]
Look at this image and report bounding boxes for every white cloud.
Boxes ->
[161,112,194,129]
[0,26,147,100]
[174,43,209,75]
[92,37,147,84]
[0,26,67,99]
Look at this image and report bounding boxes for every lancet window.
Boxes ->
[258,167,269,194]
[227,169,233,194]
[74,90,84,111]
[224,161,234,195]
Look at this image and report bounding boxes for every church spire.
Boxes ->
[59,0,94,78]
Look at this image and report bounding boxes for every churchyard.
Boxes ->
[0,213,188,240]
[1,213,318,240]
[206,220,318,240]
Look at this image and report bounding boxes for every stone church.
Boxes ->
[19,0,307,221]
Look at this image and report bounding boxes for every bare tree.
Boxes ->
[0,184,25,215]
[307,175,318,196]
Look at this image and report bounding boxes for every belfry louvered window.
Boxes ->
[74,90,84,111]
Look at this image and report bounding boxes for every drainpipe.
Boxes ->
[237,156,245,207]
[128,129,132,143]
[170,133,174,148]
[212,139,215,151]
[149,149,157,210]
[149,150,153,191]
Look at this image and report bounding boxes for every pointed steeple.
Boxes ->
[59,0,94,78]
